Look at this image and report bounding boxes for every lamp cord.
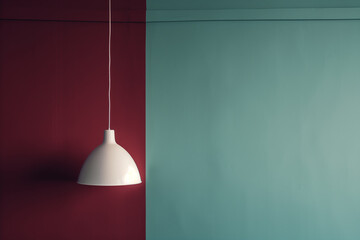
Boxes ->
[108,0,112,130]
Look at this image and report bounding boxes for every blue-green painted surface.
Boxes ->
[147,0,360,10]
[147,8,360,22]
[146,20,360,240]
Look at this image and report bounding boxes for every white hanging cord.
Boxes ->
[108,0,112,130]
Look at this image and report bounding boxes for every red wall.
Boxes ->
[0,1,146,239]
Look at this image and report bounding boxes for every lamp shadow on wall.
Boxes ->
[25,154,80,184]
[1,154,83,206]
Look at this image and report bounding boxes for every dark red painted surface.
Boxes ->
[0,1,146,239]
[0,0,145,22]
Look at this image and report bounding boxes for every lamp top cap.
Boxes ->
[104,129,116,143]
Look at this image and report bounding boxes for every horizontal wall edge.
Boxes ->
[3,8,360,23]
[147,8,360,22]
[0,9,145,22]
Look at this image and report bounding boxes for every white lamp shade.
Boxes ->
[78,130,142,186]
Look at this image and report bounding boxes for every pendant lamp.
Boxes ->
[77,0,142,186]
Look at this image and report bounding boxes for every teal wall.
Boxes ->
[146,17,360,240]
[147,0,360,10]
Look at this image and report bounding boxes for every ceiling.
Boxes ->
[1,0,360,21]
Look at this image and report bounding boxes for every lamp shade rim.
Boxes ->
[77,180,142,186]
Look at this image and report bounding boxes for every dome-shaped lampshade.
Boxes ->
[78,130,142,186]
